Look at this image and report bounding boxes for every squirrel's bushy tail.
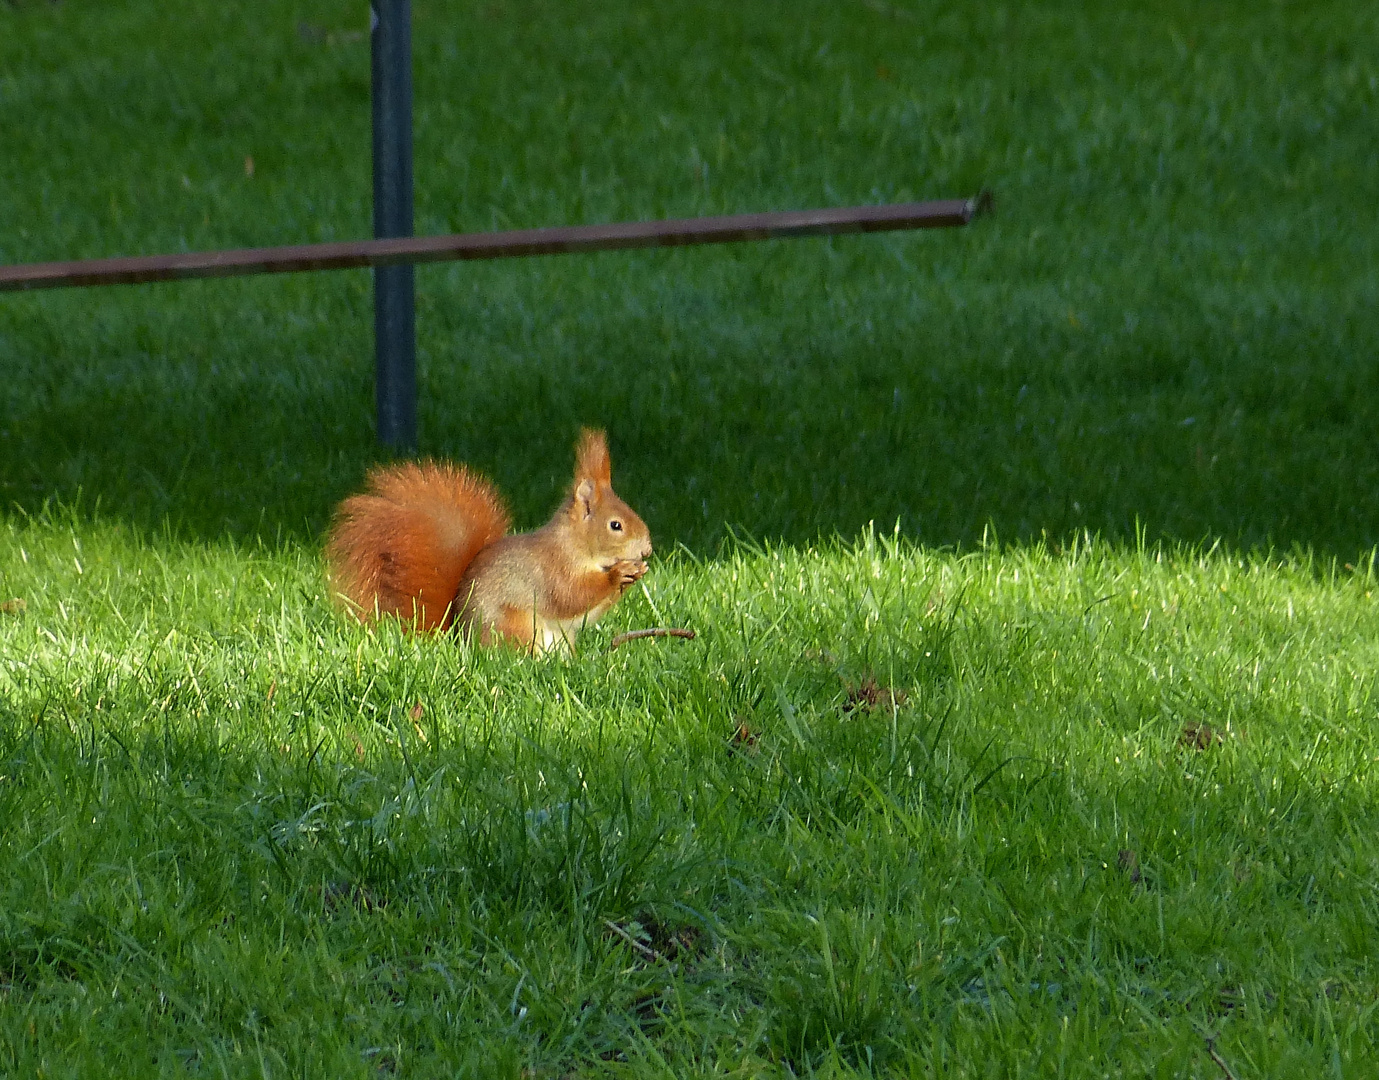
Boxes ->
[325,462,511,632]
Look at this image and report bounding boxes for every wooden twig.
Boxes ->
[608,627,696,651]
[1204,1036,1239,1080]
[603,919,663,963]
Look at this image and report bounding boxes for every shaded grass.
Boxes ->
[0,0,1376,552]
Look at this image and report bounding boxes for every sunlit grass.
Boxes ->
[1,511,1377,1075]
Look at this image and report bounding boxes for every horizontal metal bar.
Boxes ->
[0,194,991,292]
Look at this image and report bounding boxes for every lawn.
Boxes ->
[1,0,1378,1075]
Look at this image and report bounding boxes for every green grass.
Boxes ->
[2,0,1376,551]
[2,0,1379,1074]
[1,519,1377,1076]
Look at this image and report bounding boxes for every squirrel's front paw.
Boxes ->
[612,559,648,587]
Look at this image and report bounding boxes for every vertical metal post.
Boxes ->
[371,0,416,449]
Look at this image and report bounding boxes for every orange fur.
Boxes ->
[325,430,651,650]
[496,606,538,648]
[574,428,611,487]
[325,461,510,631]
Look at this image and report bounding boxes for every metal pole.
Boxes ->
[0,198,988,291]
[371,0,416,449]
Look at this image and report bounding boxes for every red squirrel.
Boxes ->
[325,429,652,651]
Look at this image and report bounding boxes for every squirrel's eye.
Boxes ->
[609,520,623,532]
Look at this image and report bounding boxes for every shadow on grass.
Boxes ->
[1,247,1376,559]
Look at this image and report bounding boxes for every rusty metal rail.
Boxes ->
[0,194,989,293]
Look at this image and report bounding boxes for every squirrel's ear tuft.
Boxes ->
[574,428,612,487]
